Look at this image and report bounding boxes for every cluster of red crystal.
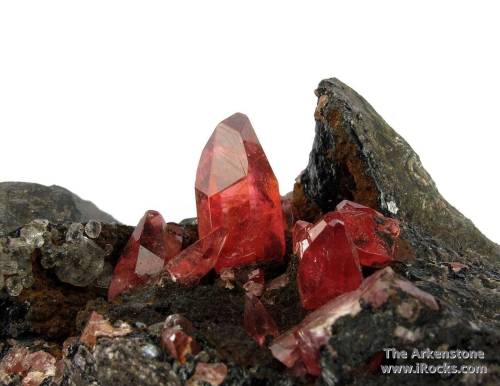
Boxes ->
[108,210,183,300]
[195,113,285,272]
[270,267,439,376]
[0,346,58,386]
[293,200,400,310]
[161,314,200,363]
[165,228,227,285]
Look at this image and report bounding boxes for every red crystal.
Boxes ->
[166,228,227,285]
[270,267,439,376]
[195,113,285,272]
[108,210,182,300]
[334,200,400,267]
[161,314,200,363]
[297,218,362,310]
[243,293,279,346]
[188,362,228,386]
[292,220,313,256]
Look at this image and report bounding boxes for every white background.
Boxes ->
[0,1,498,243]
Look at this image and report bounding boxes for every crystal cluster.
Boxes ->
[293,200,400,310]
[270,267,439,376]
[108,210,182,300]
[195,113,285,272]
[0,346,58,386]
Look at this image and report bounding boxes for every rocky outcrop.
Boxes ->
[0,182,118,235]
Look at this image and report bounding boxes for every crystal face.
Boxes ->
[195,113,285,272]
[166,228,227,285]
[334,200,400,267]
[270,267,439,376]
[243,293,279,346]
[108,210,182,300]
[297,218,363,310]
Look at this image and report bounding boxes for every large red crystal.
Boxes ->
[195,113,285,272]
[108,210,182,300]
[297,218,363,310]
[243,293,279,346]
[165,228,227,285]
[270,267,439,376]
[334,200,400,267]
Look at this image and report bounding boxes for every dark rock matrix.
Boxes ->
[0,79,498,386]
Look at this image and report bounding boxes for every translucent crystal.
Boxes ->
[195,113,285,271]
[6,275,24,296]
[20,219,48,248]
[243,293,279,346]
[161,314,200,363]
[66,223,84,242]
[55,237,105,287]
[84,220,102,239]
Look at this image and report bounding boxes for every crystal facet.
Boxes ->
[243,293,279,346]
[166,228,227,285]
[297,218,362,310]
[195,113,285,272]
[335,200,400,267]
[108,210,182,300]
[188,362,228,386]
[270,267,439,376]
[80,311,132,348]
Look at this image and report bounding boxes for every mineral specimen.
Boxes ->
[165,227,227,285]
[195,113,285,272]
[160,314,200,363]
[270,267,439,376]
[296,217,362,310]
[0,346,57,386]
[243,293,279,346]
[108,210,181,300]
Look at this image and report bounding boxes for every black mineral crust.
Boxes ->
[0,78,498,386]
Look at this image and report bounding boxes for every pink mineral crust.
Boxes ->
[243,293,279,346]
[270,267,439,376]
[297,218,363,310]
[195,113,285,272]
[187,362,228,386]
[80,311,132,348]
[108,210,183,300]
[334,200,400,267]
[165,228,228,285]
[161,314,200,363]
[0,347,57,386]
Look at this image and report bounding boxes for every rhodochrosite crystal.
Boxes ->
[297,218,362,310]
[108,210,182,300]
[335,200,400,267]
[243,293,279,346]
[166,228,227,285]
[195,113,285,272]
[161,314,200,363]
[270,268,439,376]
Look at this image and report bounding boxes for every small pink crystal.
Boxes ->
[0,347,57,386]
[166,228,227,285]
[242,268,265,297]
[243,293,279,346]
[161,314,200,363]
[80,311,132,348]
[188,362,228,386]
[270,267,438,376]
